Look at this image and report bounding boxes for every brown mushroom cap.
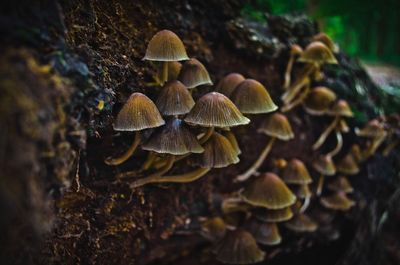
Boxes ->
[178,58,213,88]
[290,44,303,55]
[282,159,313,184]
[155,80,195,115]
[336,153,360,175]
[143,30,189,61]
[303,87,337,115]
[167,61,182,81]
[293,184,312,199]
[195,132,239,168]
[222,130,241,155]
[312,155,336,176]
[245,219,282,246]
[257,113,295,140]
[142,118,204,155]
[312,33,336,52]
[350,144,363,163]
[320,192,355,210]
[298,41,338,65]
[253,207,294,222]
[114,93,165,131]
[327,176,354,193]
[231,79,278,114]
[216,73,245,98]
[328,100,354,117]
[213,229,265,265]
[241,173,297,209]
[200,217,227,241]
[184,92,250,128]
[355,119,386,138]
[285,213,318,232]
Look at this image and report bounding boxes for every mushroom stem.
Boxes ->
[281,85,310,112]
[141,151,157,171]
[316,174,324,196]
[281,64,316,103]
[327,130,343,157]
[105,131,141,166]
[383,139,399,156]
[123,155,175,182]
[283,54,296,90]
[300,197,311,213]
[161,61,168,84]
[235,137,276,182]
[312,116,339,150]
[130,167,211,188]
[198,127,215,144]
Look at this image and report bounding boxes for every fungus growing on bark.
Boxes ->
[236,113,294,182]
[231,79,277,114]
[336,153,360,175]
[355,119,387,158]
[216,73,245,97]
[143,30,189,85]
[178,58,212,88]
[312,154,336,196]
[105,93,165,166]
[327,176,354,193]
[320,192,355,210]
[245,218,282,246]
[253,207,294,222]
[155,80,195,115]
[303,86,337,115]
[285,213,318,232]
[283,44,303,90]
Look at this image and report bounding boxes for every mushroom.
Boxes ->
[283,44,303,90]
[222,130,241,155]
[178,58,213,89]
[312,32,338,52]
[350,144,363,163]
[105,93,165,166]
[293,184,312,213]
[166,61,182,81]
[355,119,387,159]
[215,73,245,98]
[302,86,337,115]
[143,30,189,85]
[320,192,355,211]
[241,173,296,209]
[312,154,336,196]
[245,218,282,246]
[336,153,360,175]
[285,213,318,232]
[236,113,294,182]
[231,79,278,114]
[327,176,354,193]
[253,207,294,222]
[213,229,265,264]
[155,80,195,116]
[200,217,227,241]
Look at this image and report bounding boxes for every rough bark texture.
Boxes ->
[0,1,399,265]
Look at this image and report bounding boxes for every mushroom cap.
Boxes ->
[213,229,265,264]
[285,213,318,232]
[178,58,212,88]
[222,130,241,155]
[338,119,350,133]
[114,93,165,131]
[282,159,313,184]
[312,155,336,176]
[156,80,195,115]
[167,61,182,81]
[142,118,204,155]
[253,207,294,223]
[328,100,353,117]
[241,173,297,209]
[327,176,354,193]
[303,87,337,115]
[297,41,338,65]
[350,144,363,163]
[231,79,278,114]
[293,184,312,199]
[290,44,303,55]
[320,192,355,210]
[184,92,250,128]
[312,33,336,52]
[245,219,282,246]
[355,119,386,138]
[143,30,189,61]
[336,153,360,175]
[195,132,239,168]
[200,217,227,241]
[215,73,245,98]
[257,113,295,140]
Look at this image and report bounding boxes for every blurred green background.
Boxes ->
[242,0,400,66]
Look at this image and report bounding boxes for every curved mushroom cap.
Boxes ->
[200,217,227,241]
[293,184,312,199]
[245,219,282,246]
[303,87,337,115]
[298,41,338,65]
[312,155,336,176]
[142,118,204,155]
[336,153,360,175]
[178,58,213,88]
[214,229,265,264]
[350,144,363,163]
[257,113,295,140]
[285,213,318,232]
[282,159,313,184]
[195,132,239,168]
[143,30,189,61]
[355,119,386,138]
[167,61,182,81]
[312,33,336,52]
[215,73,245,98]
[114,93,165,131]
[290,44,303,55]
[222,130,241,155]
[156,80,195,115]
[184,92,250,128]
[327,176,354,193]
[241,173,297,209]
[253,207,294,222]
[328,100,353,117]
[231,79,278,114]
[320,192,355,210]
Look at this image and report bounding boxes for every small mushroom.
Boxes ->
[245,218,282,246]
[178,58,213,88]
[320,192,355,211]
[200,217,227,241]
[253,207,294,222]
[285,213,318,232]
[350,144,363,163]
[105,93,165,166]
[166,61,182,81]
[216,73,245,98]
[292,184,312,213]
[355,119,387,158]
[213,229,265,265]
[222,130,241,155]
[281,159,313,185]
[143,30,189,84]
[303,86,337,115]
[312,32,338,52]
[283,44,303,90]
[336,153,360,175]
[327,176,354,193]
[231,79,278,114]
[312,154,336,196]
[155,80,195,115]
[236,113,294,182]
[241,173,296,209]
